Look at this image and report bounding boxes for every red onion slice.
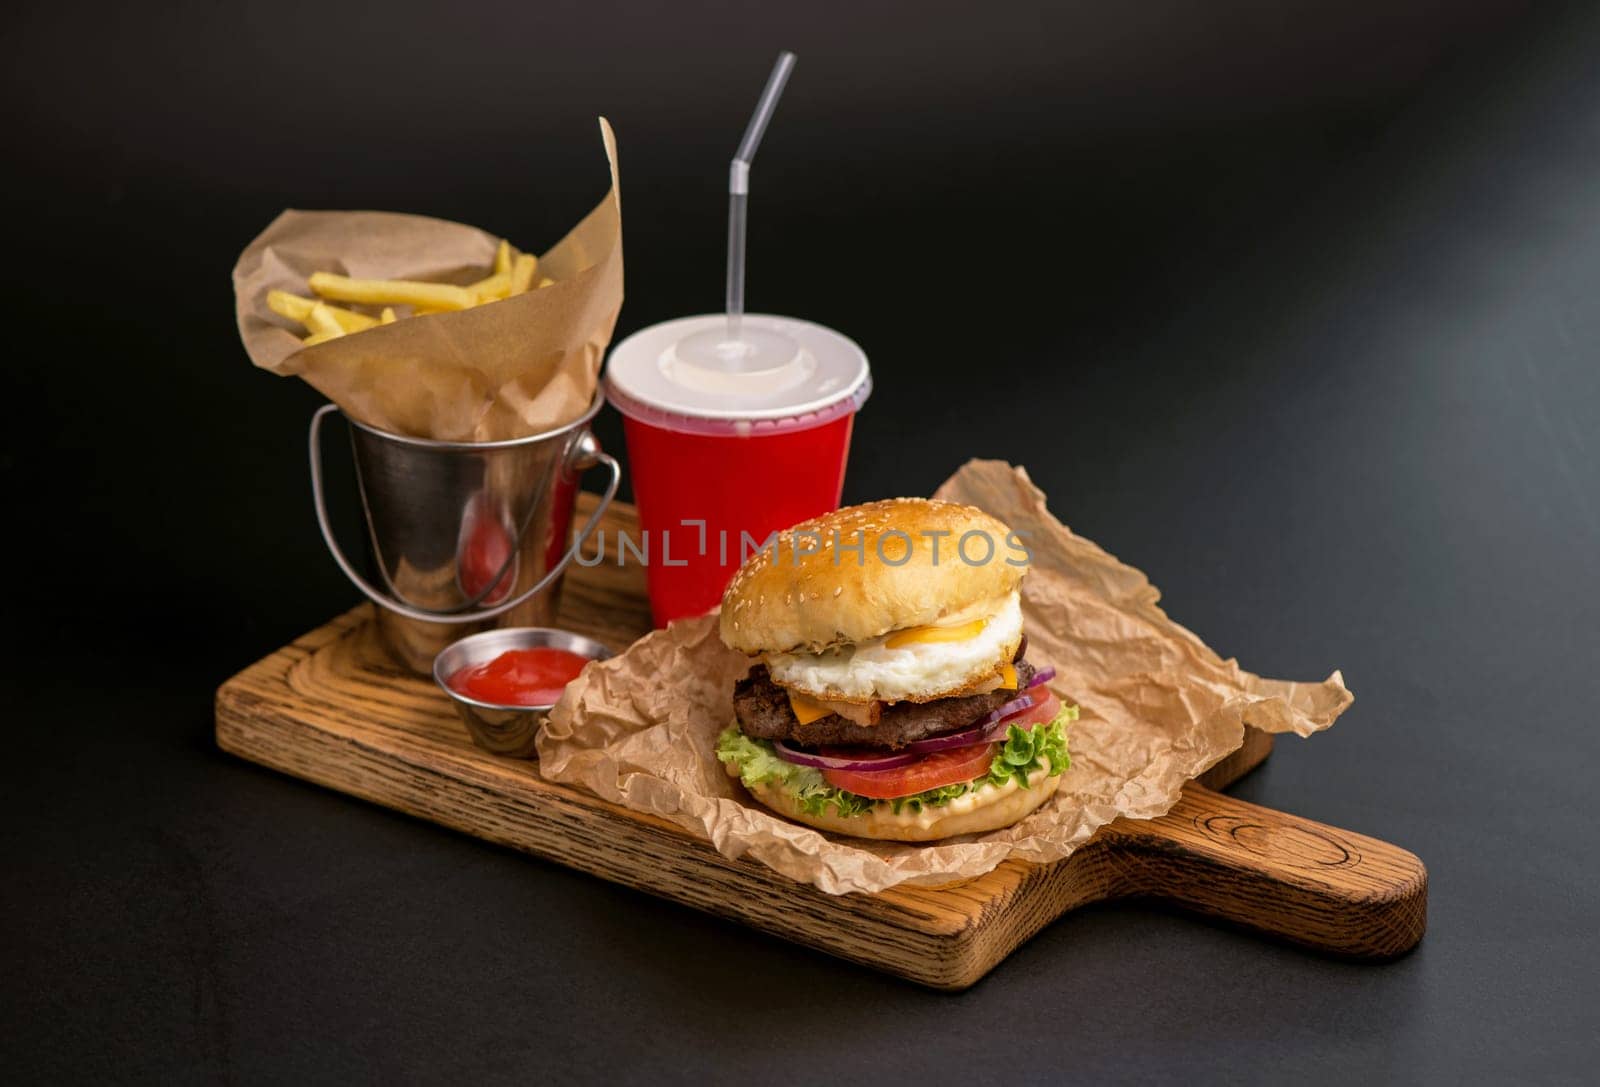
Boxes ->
[902,724,1000,755]
[772,740,919,771]
[775,682,1057,766]
[993,689,1037,720]
[903,691,1038,754]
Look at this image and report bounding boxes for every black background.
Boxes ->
[5,1,1599,1082]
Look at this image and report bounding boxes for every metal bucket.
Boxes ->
[308,394,620,673]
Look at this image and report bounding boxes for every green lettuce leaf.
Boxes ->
[717,703,1077,819]
[985,703,1076,791]
[714,727,875,817]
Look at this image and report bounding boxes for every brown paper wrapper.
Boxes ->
[538,460,1353,894]
[232,119,622,442]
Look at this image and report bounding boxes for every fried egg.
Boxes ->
[765,591,1023,702]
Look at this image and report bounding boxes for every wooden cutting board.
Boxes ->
[215,496,1426,990]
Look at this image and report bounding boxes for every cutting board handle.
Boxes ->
[1090,783,1427,958]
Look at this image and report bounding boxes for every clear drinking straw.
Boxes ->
[725,51,796,347]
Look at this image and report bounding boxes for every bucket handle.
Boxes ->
[308,404,621,624]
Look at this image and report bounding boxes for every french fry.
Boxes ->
[267,289,315,322]
[467,272,511,303]
[284,241,535,338]
[509,253,538,295]
[270,289,377,332]
[308,271,475,312]
[273,288,382,340]
[304,302,348,339]
[334,307,377,332]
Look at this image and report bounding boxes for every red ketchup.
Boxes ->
[448,647,591,706]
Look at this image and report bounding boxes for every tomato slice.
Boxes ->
[821,741,998,800]
[1001,687,1062,731]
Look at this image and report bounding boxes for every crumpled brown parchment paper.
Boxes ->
[538,460,1352,894]
[232,118,622,442]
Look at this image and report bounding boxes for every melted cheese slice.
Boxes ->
[786,659,1017,729]
[884,618,987,649]
[786,690,879,727]
[786,690,832,725]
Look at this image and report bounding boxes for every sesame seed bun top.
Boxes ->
[718,498,1028,654]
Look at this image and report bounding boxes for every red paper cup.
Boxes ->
[605,314,871,626]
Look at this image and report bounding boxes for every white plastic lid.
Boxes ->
[604,313,871,436]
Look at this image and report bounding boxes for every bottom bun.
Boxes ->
[744,764,1061,843]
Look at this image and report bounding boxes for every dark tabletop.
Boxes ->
[5,1,1598,1082]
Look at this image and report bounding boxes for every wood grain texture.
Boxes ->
[215,494,1426,989]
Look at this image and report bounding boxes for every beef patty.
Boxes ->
[732,655,1035,750]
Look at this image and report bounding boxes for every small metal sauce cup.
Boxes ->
[433,627,613,759]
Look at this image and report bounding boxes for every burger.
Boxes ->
[716,498,1074,842]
